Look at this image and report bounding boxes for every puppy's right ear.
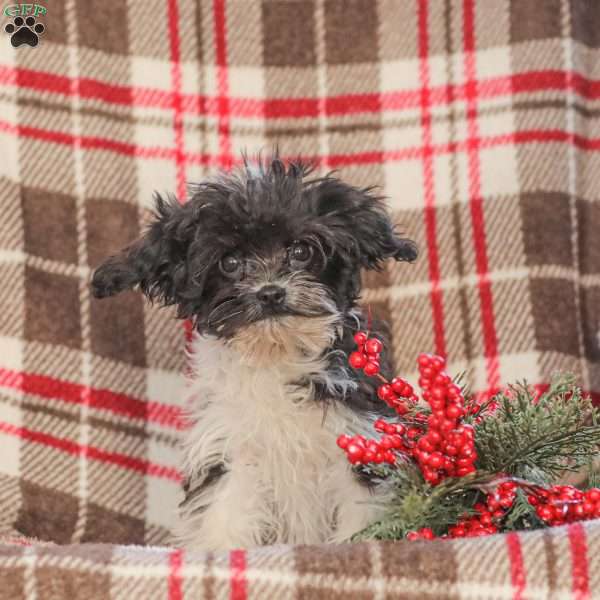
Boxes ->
[90,194,188,304]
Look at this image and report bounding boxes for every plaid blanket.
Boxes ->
[1,0,600,597]
[0,520,598,599]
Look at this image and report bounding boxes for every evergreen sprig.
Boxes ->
[474,375,600,481]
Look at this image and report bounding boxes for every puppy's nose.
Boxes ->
[257,285,286,306]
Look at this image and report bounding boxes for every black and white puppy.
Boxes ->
[91,157,418,550]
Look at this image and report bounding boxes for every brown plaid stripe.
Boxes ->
[0,0,599,594]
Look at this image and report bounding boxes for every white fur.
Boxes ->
[173,317,382,551]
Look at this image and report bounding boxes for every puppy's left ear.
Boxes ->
[316,180,418,270]
[356,203,419,269]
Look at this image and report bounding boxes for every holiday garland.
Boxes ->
[337,332,600,541]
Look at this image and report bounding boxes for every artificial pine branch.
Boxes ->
[474,375,600,481]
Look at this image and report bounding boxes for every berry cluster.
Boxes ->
[409,354,477,485]
[408,481,600,541]
[529,485,600,525]
[343,336,479,486]
[348,332,383,377]
[446,481,518,538]
[336,431,401,465]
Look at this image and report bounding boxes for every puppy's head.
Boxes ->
[91,157,417,363]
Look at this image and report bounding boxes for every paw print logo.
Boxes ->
[4,16,45,47]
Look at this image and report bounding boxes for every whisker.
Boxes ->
[210,309,245,326]
[207,298,239,324]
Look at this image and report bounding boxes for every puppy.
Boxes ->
[91,157,418,550]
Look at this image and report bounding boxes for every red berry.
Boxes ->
[444,444,458,456]
[440,419,456,433]
[423,469,440,485]
[366,441,380,453]
[406,531,420,541]
[349,352,368,369]
[585,488,600,503]
[389,435,404,449]
[443,457,455,471]
[365,338,383,356]
[380,436,394,450]
[354,332,368,346]
[434,373,451,386]
[420,528,435,540]
[421,366,435,379]
[417,437,434,453]
[536,505,554,521]
[383,423,396,435]
[391,377,406,394]
[446,383,463,399]
[446,404,464,419]
[428,415,441,430]
[459,446,476,459]
[347,443,364,458]
[433,408,446,420]
[456,465,476,477]
[455,456,472,468]
[486,496,500,511]
[416,450,431,464]
[374,419,387,432]
[393,402,409,415]
[427,430,442,445]
[377,384,394,401]
[527,495,539,507]
[430,356,446,371]
[418,377,432,390]
[450,526,466,538]
[430,385,447,401]
[336,434,351,449]
[407,427,421,440]
[393,423,406,435]
[428,452,444,469]
[418,354,433,368]
[480,513,493,526]
[463,426,475,440]
[363,361,380,376]
[385,451,396,464]
[363,450,376,463]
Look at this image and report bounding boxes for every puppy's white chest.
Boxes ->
[179,335,370,547]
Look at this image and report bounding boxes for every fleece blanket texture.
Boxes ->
[0,0,600,597]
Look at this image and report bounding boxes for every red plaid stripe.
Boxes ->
[167,0,186,200]
[506,532,526,600]
[213,0,234,169]
[568,523,591,599]
[418,0,447,358]
[462,0,500,392]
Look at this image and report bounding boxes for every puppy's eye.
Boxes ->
[288,241,313,268]
[219,254,242,277]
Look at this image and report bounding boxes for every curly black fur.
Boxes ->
[91,155,417,414]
